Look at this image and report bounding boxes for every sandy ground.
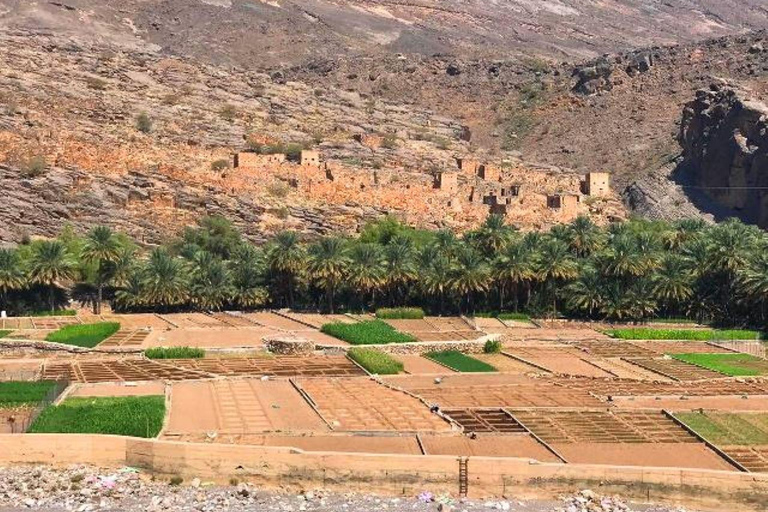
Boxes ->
[420,434,561,461]
[296,378,452,432]
[68,381,166,397]
[144,327,275,348]
[551,442,736,470]
[165,379,328,435]
[397,355,454,375]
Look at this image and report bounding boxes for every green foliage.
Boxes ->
[0,330,10,339]
[45,322,120,348]
[29,396,165,438]
[320,320,416,345]
[144,347,205,359]
[28,309,77,317]
[675,412,768,445]
[376,307,424,319]
[348,348,403,374]
[0,381,56,407]
[672,353,768,377]
[425,351,497,372]
[605,328,763,341]
[211,159,230,172]
[136,112,152,133]
[483,339,502,354]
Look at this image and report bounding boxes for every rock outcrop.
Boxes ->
[679,85,768,227]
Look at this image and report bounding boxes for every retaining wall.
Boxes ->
[2,435,768,511]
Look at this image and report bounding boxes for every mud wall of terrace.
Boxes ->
[2,435,768,511]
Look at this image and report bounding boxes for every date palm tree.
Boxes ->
[0,248,25,312]
[493,241,536,312]
[347,243,385,310]
[28,240,76,312]
[536,238,578,318]
[266,231,306,308]
[81,226,122,314]
[471,214,514,257]
[420,251,452,315]
[230,244,269,310]
[190,251,232,311]
[450,245,490,314]
[307,237,350,313]
[652,255,694,317]
[383,237,417,306]
[565,216,605,257]
[140,248,189,311]
[565,265,604,318]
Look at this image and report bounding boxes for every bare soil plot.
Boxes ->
[242,312,314,331]
[443,408,527,433]
[382,318,481,342]
[505,346,613,377]
[295,377,451,432]
[157,313,228,329]
[632,341,733,355]
[473,317,509,333]
[298,330,351,347]
[96,330,151,349]
[473,353,544,374]
[424,317,474,331]
[99,314,173,330]
[145,327,275,348]
[501,328,611,344]
[613,395,768,411]
[398,355,455,375]
[283,313,357,329]
[166,434,423,454]
[420,434,560,461]
[412,330,483,342]
[624,357,726,381]
[556,376,768,397]
[0,360,42,380]
[585,357,675,381]
[397,382,603,408]
[0,407,33,433]
[27,317,82,330]
[551,442,735,470]
[573,341,656,358]
[42,358,212,383]
[172,355,365,378]
[166,379,327,435]
[69,381,165,397]
[207,312,262,327]
[510,410,697,444]
[719,446,768,472]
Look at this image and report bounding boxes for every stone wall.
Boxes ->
[2,434,768,510]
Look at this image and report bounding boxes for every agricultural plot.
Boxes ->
[96,330,151,349]
[42,358,212,383]
[242,312,314,331]
[672,353,768,377]
[675,412,768,445]
[171,355,365,378]
[584,357,674,381]
[295,377,450,432]
[624,357,727,381]
[443,408,527,434]
[472,353,544,374]
[505,346,613,377]
[420,434,560,461]
[98,314,173,330]
[573,341,655,358]
[397,355,454,375]
[557,376,768,397]
[166,379,327,435]
[145,327,274,349]
[382,318,481,342]
[45,322,120,348]
[425,351,497,372]
[157,313,229,329]
[633,341,734,355]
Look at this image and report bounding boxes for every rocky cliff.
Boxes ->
[678,85,768,227]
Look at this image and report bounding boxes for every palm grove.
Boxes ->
[0,214,767,327]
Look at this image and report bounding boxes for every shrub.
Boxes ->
[267,181,290,198]
[381,133,398,149]
[348,348,403,375]
[211,159,230,172]
[45,322,120,348]
[136,112,152,133]
[425,351,497,372]
[483,339,502,354]
[169,476,183,486]
[376,307,425,319]
[604,328,764,341]
[220,104,237,121]
[85,77,107,90]
[29,396,165,438]
[0,381,56,407]
[22,155,47,177]
[145,347,205,359]
[320,320,416,345]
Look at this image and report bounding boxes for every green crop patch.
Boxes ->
[348,348,403,375]
[672,353,768,377]
[28,310,77,317]
[425,351,497,372]
[45,322,120,348]
[676,412,768,445]
[0,330,10,339]
[145,347,205,359]
[0,381,56,408]
[321,320,416,345]
[375,307,425,319]
[605,328,763,341]
[29,396,166,438]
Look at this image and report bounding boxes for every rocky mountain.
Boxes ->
[0,0,767,242]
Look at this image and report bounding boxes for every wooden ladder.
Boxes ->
[458,457,469,498]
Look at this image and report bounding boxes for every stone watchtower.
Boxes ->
[585,172,610,197]
[301,150,321,167]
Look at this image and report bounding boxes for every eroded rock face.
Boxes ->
[679,85,768,227]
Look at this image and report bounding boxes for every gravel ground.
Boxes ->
[0,465,698,512]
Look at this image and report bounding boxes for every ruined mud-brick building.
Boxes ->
[232,147,620,232]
